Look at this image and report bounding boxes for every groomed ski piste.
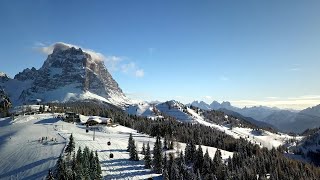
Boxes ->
[186,107,299,149]
[127,101,300,150]
[0,113,233,180]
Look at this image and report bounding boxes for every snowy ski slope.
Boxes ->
[0,113,233,179]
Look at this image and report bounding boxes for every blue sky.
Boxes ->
[1,0,320,109]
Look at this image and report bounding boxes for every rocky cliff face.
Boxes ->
[2,43,129,106]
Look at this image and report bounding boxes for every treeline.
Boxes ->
[119,115,254,153]
[0,89,11,117]
[162,140,320,180]
[47,100,121,117]
[50,102,320,179]
[47,134,102,180]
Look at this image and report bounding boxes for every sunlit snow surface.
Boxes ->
[0,113,233,179]
[128,101,299,150]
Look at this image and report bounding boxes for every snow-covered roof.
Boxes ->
[87,116,111,123]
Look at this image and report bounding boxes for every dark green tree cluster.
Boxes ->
[49,134,102,180]
[51,101,320,179]
[127,133,139,161]
[160,143,320,180]
[0,89,11,118]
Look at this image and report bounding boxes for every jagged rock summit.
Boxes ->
[1,42,129,106]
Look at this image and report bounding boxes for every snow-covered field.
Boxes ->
[0,113,233,180]
[187,107,299,149]
[129,101,298,150]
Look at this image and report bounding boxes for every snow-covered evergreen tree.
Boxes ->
[95,151,103,179]
[153,135,163,173]
[170,160,180,180]
[65,134,75,155]
[127,133,134,152]
[46,169,54,180]
[144,142,152,168]
[142,142,146,155]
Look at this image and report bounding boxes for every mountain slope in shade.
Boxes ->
[191,100,280,121]
[189,100,320,133]
[294,128,320,165]
[300,104,320,118]
[262,110,297,130]
[189,101,211,110]
[261,105,320,134]
[156,100,193,122]
[1,43,130,106]
[218,108,276,130]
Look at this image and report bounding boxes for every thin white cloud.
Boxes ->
[135,69,144,78]
[289,68,301,71]
[104,56,123,72]
[148,48,155,55]
[121,62,145,78]
[266,96,279,99]
[121,62,136,73]
[289,64,302,71]
[204,96,213,100]
[33,42,144,78]
[220,76,229,81]
[34,42,46,47]
[231,95,320,110]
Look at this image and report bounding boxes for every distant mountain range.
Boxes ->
[189,100,320,133]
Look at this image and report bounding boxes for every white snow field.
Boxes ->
[128,101,298,150]
[186,107,298,149]
[0,113,233,180]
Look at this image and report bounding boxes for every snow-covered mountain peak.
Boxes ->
[1,42,130,106]
[190,100,212,110]
[0,72,10,82]
[0,72,7,77]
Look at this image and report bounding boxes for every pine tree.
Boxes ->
[144,142,152,168]
[90,152,98,180]
[195,145,203,171]
[202,149,211,178]
[82,146,90,178]
[55,155,66,179]
[65,134,75,155]
[178,151,186,177]
[46,169,54,180]
[134,143,139,161]
[212,149,223,179]
[163,153,168,173]
[71,153,76,171]
[163,168,170,180]
[185,140,196,163]
[164,136,168,150]
[74,161,84,180]
[76,147,83,163]
[129,141,136,160]
[196,169,202,180]
[142,143,146,155]
[127,133,134,152]
[95,151,102,179]
[39,106,43,114]
[170,160,180,180]
[153,135,163,173]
